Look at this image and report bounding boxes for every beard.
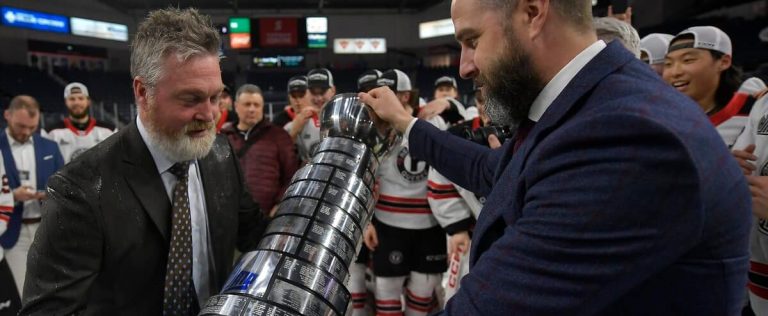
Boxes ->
[478,36,544,127]
[143,99,216,162]
[69,106,89,119]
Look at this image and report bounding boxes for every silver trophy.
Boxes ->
[200,93,398,316]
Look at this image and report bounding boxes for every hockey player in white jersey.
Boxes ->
[46,83,115,163]
[733,82,768,315]
[0,156,18,313]
[663,26,762,148]
[363,69,472,316]
[284,68,335,163]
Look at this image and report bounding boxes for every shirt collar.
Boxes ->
[6,128,34,146]
[136,116,175,175]
[528,40,607,122]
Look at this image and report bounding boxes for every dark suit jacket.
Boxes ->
[20,123,268,315]
[0,131,64,248]
[408,41,752,315]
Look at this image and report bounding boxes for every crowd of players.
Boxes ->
[1,12,768,316]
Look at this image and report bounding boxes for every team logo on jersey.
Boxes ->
[389,250,403,265]
[759,218,768,236]
[758,113,768,135]
[396,147,428,183]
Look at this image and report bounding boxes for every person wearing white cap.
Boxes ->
[663,25,766,148]
[364,69,472,316]
[46,82,116,163]
[640,33,674,75]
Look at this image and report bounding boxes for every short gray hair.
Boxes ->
[130,8,221,90]
[235,84,263,100]
[594,17,641,58]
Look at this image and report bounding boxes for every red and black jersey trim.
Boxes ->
[351,292,367,309]
[405,289,434,313]
[749,261,768,299]
[427,180,461,200]
[376,194,431,214]
[375,299,403,315]
[710,92,756,126]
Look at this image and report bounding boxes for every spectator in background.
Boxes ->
[0,95,64,298]
[272,75,310,128]
[221,84,297,217]
[416,76,472,125]
[285,68,335,162]
[46,82,115,163]
[357,69,382,93]
[593,16,641,58]
[639,33,674,75]
[215,85,236,132]
[664,26,766,148]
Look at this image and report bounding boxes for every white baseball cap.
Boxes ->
[669,26,732,57]
[640,33,674,65]
[64,82,89,98]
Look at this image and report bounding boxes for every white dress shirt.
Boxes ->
[6,130,41,219]
[405,40,608,137]
[136,117,214,306]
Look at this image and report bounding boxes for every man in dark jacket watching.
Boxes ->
[222,84,298,217]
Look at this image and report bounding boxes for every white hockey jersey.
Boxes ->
[374,116,472,231]
[732,80,768,315]
[713,77,767,148]
[0,156,14,261]
[284,115,322,162]
[46,118,115,163]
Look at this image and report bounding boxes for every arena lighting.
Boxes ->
[306,17,327,33]
[1,6,69,33]
[419,18,454,39]
[70,17,128,42]
[334,38,386,54]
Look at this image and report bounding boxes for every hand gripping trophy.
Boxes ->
[200,93,398,316]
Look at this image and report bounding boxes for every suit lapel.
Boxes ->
[471,42,635,263]
[121,123,172,242]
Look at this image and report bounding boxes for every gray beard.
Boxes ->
[143,114,216,162]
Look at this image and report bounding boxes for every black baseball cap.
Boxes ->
[287,75,308,93]
[434,76,458,89]
[378,69,412,92]
[307,68,334,90]
[357,69,382,93]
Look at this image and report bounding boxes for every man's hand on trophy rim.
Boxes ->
[358,87,414,134]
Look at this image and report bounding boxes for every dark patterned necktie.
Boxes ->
[163,161,196,315]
